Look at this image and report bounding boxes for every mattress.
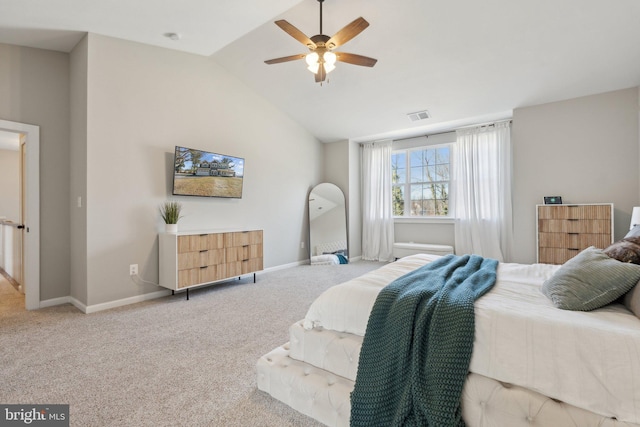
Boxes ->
[258,254,640,425]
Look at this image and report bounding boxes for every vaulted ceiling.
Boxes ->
[2,0,639,143]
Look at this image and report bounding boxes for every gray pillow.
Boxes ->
[541,246,640,311]
[623,283,640,318]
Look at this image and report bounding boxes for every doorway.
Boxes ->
[0,119,40,310]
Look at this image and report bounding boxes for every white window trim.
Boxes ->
[392,141,454,219]
[393,216,456,224]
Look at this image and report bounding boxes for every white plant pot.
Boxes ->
[165,223,178,233]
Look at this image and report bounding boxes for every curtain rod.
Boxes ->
[358,130,452,146]
[392,129,455,142]
[365,119,513,144]
[456,119,512,131]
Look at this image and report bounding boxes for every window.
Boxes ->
[392,144,451,217]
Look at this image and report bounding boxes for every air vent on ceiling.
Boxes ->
[407,110,431,122]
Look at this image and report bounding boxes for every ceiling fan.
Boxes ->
[264,0,377,83]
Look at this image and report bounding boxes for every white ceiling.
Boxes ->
[0,0,303,55]
[1,0,640,143]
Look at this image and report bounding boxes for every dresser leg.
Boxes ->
[253,273,256,283]
[186,288,189,301]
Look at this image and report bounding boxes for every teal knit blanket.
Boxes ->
[350,254,498,427]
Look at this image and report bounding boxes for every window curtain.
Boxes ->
[452,121,513,262]
[361,141,395,261]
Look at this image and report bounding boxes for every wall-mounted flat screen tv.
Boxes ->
[172,145,244,198]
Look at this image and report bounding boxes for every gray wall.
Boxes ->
[0,43,71,301]
[2,35,324,309]
[321,140,364,260]
[393,222,455,248]
[348,140,363,259]
[512,87,639,263]
[69,35,88,304]
[322,141,350,254]
[80,34,323,306]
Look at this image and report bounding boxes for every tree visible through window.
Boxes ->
[392,145,450,217]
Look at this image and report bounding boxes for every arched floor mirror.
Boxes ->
[309,183,348,265]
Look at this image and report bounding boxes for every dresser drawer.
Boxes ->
[538,248,583,265]
[224,230,263,247]
[538,232,612,249]
[177,233,225,253]
[537,219,611,234]
[537,204,612,220]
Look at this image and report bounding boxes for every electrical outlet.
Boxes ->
[129,264,138,276]
[300,242,305,249]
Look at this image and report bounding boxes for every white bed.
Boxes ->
[310,240,348,265]
[257,254,640,427]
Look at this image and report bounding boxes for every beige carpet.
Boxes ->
[0,270,24,318]
[0,261,386,426]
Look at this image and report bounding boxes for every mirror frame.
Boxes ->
[308,183,348,265]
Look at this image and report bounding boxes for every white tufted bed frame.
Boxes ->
[310,241,348,265]
[257,254,640,427]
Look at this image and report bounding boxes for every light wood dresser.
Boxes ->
[159,229,263,299]
[536,204,613,265]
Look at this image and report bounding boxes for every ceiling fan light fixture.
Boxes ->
[323,51,337,73]
[306,52,320,73]
[323,62,335,74]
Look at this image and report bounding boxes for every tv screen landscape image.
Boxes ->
[172,146,244,198]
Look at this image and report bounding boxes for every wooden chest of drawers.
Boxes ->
[536,204,613,264]
[160,229,263,294]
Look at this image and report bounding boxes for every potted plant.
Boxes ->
[160,201,183,233]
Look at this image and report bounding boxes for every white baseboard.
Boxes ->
[39,296,73,309]
[70,297,87,313]
[263,260,310,272]
[36,258,333,314]
[39,290,171,314]
[83,290,172,314]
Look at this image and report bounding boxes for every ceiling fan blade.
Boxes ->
[335,52,377,67]
[264,54,306,65]
[326,17,369,49]
[275,20,316,49]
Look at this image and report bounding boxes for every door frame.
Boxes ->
[0,119,39,310]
